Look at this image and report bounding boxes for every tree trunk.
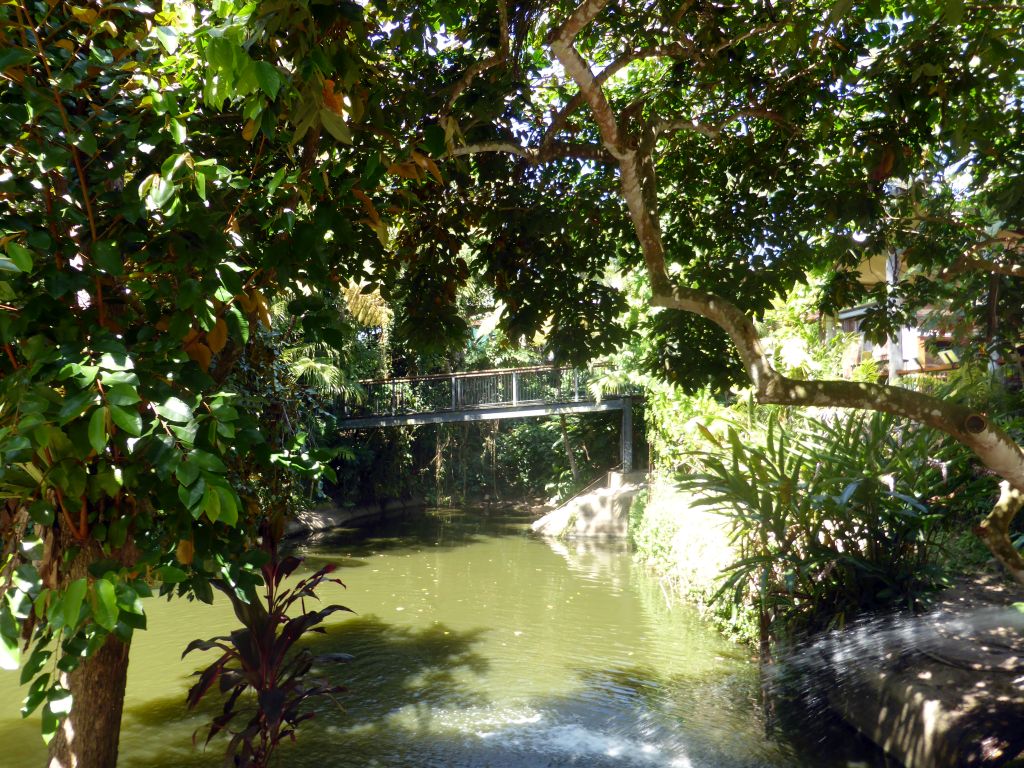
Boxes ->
[48,633,130,768]
[559,415,580,484]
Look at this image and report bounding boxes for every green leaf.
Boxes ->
[109,404,143,436]
[254,61,281,100]
[99,370,140,387]
[98,352,134,372]
[169,118,186,145]
[202,483,221,522]
[58,388,97,425]
[142,174,175,211]
[105,383,140,407]
[0,603,20,671]
[23,675,50,719]
[91,579,119,631]
[422,124,446,157]
[153,397,192,423]
[63,578,88,630]
[268,166,287,194]
[6,243,33,273]
[189,449,227,473]
[0,48,34,69]
[88,407,109,453]
[28,500,54,526]
[154,26,178,54]
[92,241,123,275]
[155,565,188,584]
[226,306,249,344]
[319,108,352,144]
[175,460,200,487]
[943,0,964,24]
[215,486,238,526]
[74,129,98,157]
[19,646,51,686]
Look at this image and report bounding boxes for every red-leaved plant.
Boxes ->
[183,538,353,767]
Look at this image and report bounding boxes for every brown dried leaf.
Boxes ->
[206,318,228,354]
[176,538,195,565]
[185,341,212,371]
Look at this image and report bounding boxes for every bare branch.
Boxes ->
[447,140,612,164]
[548,0,623,151]
[652,282,1024,582]
[541,43,689,148]
[448,141,532,160]
[652,108,795,140]
[442,0,510,116]
[709,21,786,57]
[948,254,1024,279]
[549,0,612,44]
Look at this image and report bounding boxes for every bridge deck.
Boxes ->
[334,366,634,429]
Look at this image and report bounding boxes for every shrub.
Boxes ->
[681,410,967,647]
[184,536,352,767]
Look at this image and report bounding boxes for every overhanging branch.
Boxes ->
[446,140,612,164]
[548,0,622,152]
[442,0,510,116]
[651,285,1024,494]
[541,43,689,149]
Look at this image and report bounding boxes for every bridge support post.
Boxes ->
[620,396,633,473]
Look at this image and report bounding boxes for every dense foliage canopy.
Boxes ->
[2,0,1023,763]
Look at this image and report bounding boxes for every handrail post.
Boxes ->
[512,371,518,406]
[573,370,579,401]
[451,376,456,410]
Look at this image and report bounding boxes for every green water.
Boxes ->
[0,509,882,767]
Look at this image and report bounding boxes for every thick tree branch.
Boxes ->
[548,0,672,294]
[653,284,1024,583]
[948,254,1024,279]
[976,483,1024,583]
[548,0,623,152]
[447,140,612,164]
[443,0,510,116]
[544,0,1024,583]
[541,43,689,149]
[651,108,795,140]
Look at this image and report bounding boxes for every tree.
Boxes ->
[4,0,1024,764]
[0,0,383,764]
[362,0,1024,579]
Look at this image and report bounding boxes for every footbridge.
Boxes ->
[334,366,638,470]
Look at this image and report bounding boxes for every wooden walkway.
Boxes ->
[334,366,637,468]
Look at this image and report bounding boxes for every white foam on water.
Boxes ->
[336,702,695,765]
[477,719,691,765]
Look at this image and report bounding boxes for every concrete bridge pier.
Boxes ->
[620,396,633,473]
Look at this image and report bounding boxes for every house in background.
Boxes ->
[834,252,960,380]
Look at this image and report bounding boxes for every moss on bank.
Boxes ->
[629,476,759,644]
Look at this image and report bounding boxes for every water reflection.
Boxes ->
[0,508,886,767]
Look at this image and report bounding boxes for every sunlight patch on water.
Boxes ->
[331,702,696,766]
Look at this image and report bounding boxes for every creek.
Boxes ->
[0,508,885,767]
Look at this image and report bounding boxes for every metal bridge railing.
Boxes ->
[337,366,631,419]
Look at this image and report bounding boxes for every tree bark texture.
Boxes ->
[559,415,580,484]
[48,633,130,768]
[46,531,132,768]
